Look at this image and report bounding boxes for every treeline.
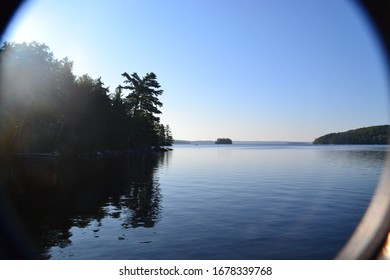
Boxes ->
[313,125,389,145]
[0,42,173,155]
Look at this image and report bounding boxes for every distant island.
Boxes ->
[215,138,233,144]
[174,140,312,145]
[313,125,389,145]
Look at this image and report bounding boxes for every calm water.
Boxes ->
[0,144,388,259]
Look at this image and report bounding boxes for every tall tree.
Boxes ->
[120,72,163,121]
[119,72,166,150]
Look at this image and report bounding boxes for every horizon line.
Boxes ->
[174,139,313,143]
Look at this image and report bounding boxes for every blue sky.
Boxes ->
[2,0,389,141]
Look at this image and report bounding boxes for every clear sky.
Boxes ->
[2,0,389,142]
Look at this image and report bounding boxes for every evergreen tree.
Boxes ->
[0,41,173,154]
[120,72,167,150]
[120,72,163,121]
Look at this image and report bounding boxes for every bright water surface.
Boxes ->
[1,144,388,259]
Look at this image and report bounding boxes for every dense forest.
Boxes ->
[313,125,389,145]
[0,41,173,155]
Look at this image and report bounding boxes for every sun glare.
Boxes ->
[2,1,43,44]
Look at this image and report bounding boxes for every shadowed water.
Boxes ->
[0,144,387,259]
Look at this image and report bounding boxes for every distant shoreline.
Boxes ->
[174,140,312,145]
[313,125,389,145]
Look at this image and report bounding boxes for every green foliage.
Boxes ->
[313,125,389,145]
[0,41,173,155]
[215,138,233,144]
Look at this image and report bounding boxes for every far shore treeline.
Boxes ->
[0,41,173,156]
[313,125,389,145]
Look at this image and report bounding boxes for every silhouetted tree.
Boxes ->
[0,42,173,154]
[161,124,173,146]
[120,72,163,120]
[108,86,129,150]
[0,41,70,153]
[119,72,167,150]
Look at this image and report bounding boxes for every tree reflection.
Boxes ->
[0,153,166,259]
[120,181,162,228]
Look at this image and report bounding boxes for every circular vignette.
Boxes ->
[0,0,390,260]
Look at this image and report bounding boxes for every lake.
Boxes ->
[0,144,388,259]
